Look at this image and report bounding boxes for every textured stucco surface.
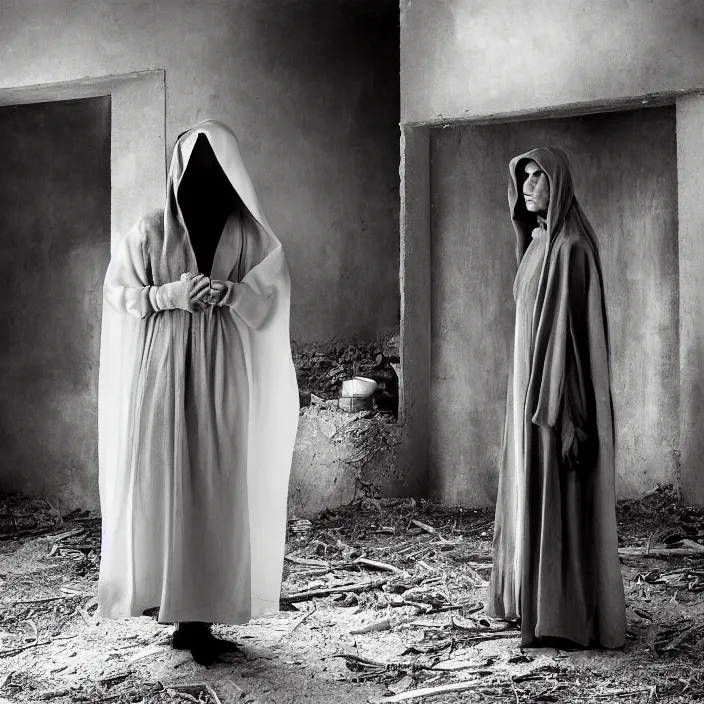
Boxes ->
[677,94,704,505]
[401,0,704,124]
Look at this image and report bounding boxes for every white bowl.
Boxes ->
[341,376,378,398]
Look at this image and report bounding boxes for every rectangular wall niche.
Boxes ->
[428,107,678,506]
[0,96,111,511]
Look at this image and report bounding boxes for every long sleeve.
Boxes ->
[104,227,160,319]
[220,279,275,330]
[529,237,596,461]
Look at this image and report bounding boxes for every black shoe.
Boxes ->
[208,634,244,655]
[172,622,211,650]
[142,607,160,621]
[171,625,192,651]
[172,623,241,665]
[190,637,218,666]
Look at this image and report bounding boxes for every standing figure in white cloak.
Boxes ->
[97,120,299,665]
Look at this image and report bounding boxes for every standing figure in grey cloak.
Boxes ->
[487,147,626,649]
[97,120,299,665]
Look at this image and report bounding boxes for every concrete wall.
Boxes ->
[0,0,400,343]
[401,0,704,124]
[0,98,111,508]
[397,126,431,498]
[677,94,704,505]
[429,107,679,505]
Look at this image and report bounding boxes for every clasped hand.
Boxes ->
[178,273,229,312]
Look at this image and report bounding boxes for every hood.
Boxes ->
[508,146,576,263]
[156,119,278,283]
[168,119,277,242]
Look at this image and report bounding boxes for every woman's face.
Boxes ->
[522,160,550,214]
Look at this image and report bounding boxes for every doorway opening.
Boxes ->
[428,106,679,505]
[0,97,111,511]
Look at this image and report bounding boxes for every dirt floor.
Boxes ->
[1,486,704,703]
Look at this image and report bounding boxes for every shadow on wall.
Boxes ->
[429,106,679,506]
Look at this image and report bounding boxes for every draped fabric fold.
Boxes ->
[97,120,299,623]
[487,147,625,649]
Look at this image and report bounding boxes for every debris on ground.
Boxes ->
[0,494,63,540]
[295,402,403,502]
[292,338,399,417]
[1,484,704,702]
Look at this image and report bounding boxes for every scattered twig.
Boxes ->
[465,519,495,537]
[0,638,48,658]
[350,617,392,635]
[98,671,132,686]
[681,538,704,552]
[509,676,520,704]
[375,679,498,702]
[38,687,73,700]
[286,607,318,636]
[4,595,64,606]
[281,577,389,603]
[166,688,199,703]
[60,586,94,596]
[451,615,511,633]
[285,555,330,569]
[455,631,521,645]
[126,645,169,664]
[620,547,704,558]
[43,528,86,543]
[410,520,437,536]
[591,688,654,699]
[355,557,403,574]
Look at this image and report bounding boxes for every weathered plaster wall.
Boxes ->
[429,107,679,505]
[397,126,431,498]
[0,0,400,343]
[0,98,111,509]
[677,93,704,506]
[401,0,704,124]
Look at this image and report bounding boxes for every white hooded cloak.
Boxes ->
[97,120,299,623]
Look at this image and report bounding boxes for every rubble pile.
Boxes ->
[292,335,400,417]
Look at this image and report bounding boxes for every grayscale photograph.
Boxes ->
[0,1,701,702]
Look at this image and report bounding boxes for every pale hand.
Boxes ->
[155,273,210,313]
[180,272,211,312]
[205,279,230,306]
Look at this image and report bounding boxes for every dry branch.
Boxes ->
[410,520,437,536]
[4,595,65,606]
[375,679,499,702]
[280,577,389,603]
[355,557,403,574]
[349,617,392,635]
[0,638,47,658]
[619,547,704,559]
[591,687,654,699]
